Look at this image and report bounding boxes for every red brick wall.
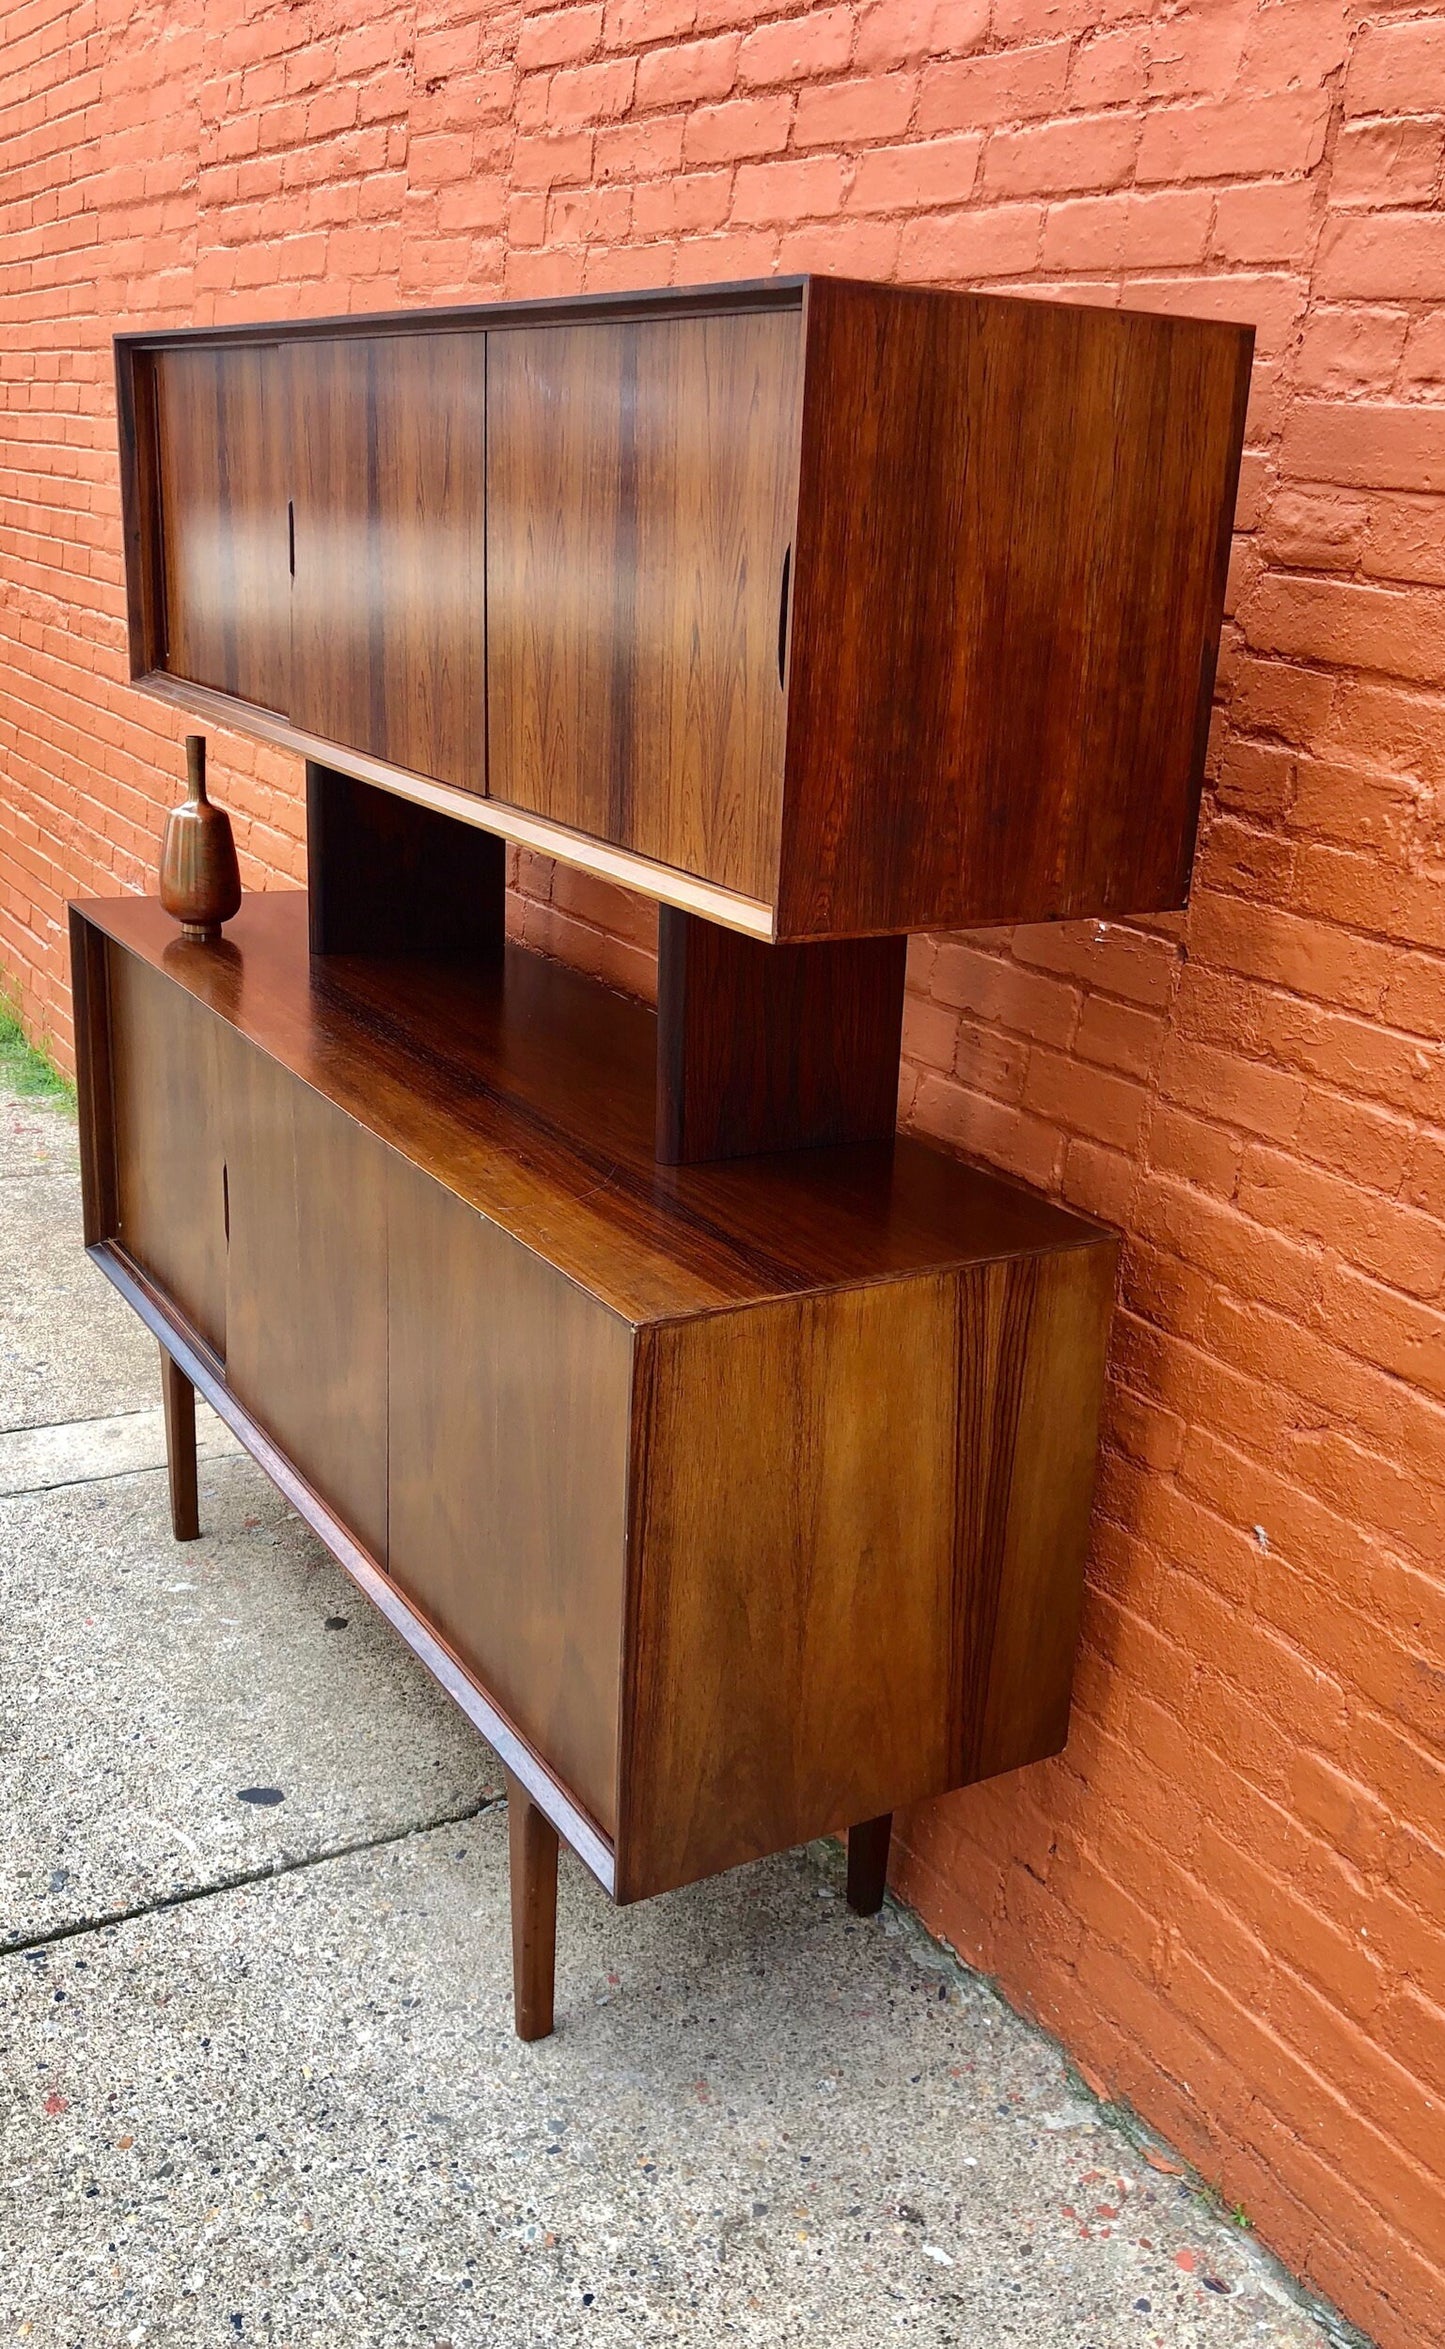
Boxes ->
[3,4,1442,2337]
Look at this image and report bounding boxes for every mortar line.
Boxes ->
[0,1794,506,1961]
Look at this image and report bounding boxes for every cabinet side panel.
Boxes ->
[115,345,164,678]
[619,1281,956,1900]
[486,310,799,905]
[778,281,1252,937]
[222,1042,389,1564]
[950,1241,1116,1783]
[386,1159,631,1839]
[69,910,118,1244]
[153,343,291,714]
[106,948,229,1355]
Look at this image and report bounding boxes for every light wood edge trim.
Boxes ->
[133,672,778,942]
[90,1239,617,1896]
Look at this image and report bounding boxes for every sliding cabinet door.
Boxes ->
[106,951,231,1358]
[386,1159,632,1839]
[486,311,801,904]
[222,1045,389,1564]
[153,343,291,714]
[288,333,486,794]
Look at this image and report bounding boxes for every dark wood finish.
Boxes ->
[118,280,802,358]
[152,342,291,714]
[91,1239,616,1889]
[619,1277,954,1898]
[288,334,488,793]
[846,1814,892,1916]
[78,893,1102,1324]
[117,276,1250,942]
[106,946,229,1355]
[221,1043,389,1564]
[115,343,164,678]
[159,1345,200,1542]
[506,1769,560,2042]
[68,906,118,1246]
[950,1246,1115,1783]
[306,763,505,959]
[73,897,1115,1999]
[656,908,906,1162]
[618,1243,1112,1901]
[387,1156,632,1839]
[485,311,800,901]
[778,277,1253,937]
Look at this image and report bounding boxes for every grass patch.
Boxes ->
[0,1000,75,1106]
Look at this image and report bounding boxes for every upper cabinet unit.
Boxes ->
[117,277,1252,941]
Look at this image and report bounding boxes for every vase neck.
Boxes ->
[185,735,208,804]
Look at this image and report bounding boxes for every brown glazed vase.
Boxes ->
[159,735,242,941]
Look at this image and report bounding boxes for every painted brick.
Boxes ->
[984,111,1137,199]
[792,71,917,149]
[1315,210,1445,304]
[1137,89,1331,184]
[737,7,854,87]
[1345,13,1445,118]
[634,33,739,109]
[849,132,980,213]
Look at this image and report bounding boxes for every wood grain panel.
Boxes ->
[619,1239,1116,1901]
[222,1041,389,1562]
[487,311,800,901]
[619,1279,958,1899]
[306,763,505,960]
[656,907,906,1162]
[950,1242,1115,1782]
[776,279,1253,937]
[69,906,118,1246]
[79,892,1108,1326]
[153,343,291,714]
[387,1159,632,1837]
[106,947,230,1355]
[289,334,487,793]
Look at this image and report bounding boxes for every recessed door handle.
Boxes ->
[777,545,791,689]
[287,499,295,577]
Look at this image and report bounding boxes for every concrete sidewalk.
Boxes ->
[0,1067,1352,2348]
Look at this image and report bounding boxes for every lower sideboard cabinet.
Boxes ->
[70,890,1117,2038]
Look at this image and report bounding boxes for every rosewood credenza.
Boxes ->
[81,273,1252,2034]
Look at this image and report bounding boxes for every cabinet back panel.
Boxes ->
[222,1040,390,1564]
[154,344,291,715]
[386,1159,631,1837]
[486,312,799,903]
[107,948,229,1356]
[779,281,1251,936]
[289,335,487,795]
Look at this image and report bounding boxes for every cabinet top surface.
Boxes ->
[78,892,1110,1323]
[114,271,1253,353]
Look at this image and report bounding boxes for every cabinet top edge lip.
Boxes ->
[112,270,1256,356]
[113,275,810,353]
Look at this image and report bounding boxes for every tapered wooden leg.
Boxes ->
[846,1813,893,1916]
[159,1344,200,1542]
[505,1770,559,2042]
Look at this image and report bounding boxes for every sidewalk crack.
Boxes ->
[0,1795,505,1961]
